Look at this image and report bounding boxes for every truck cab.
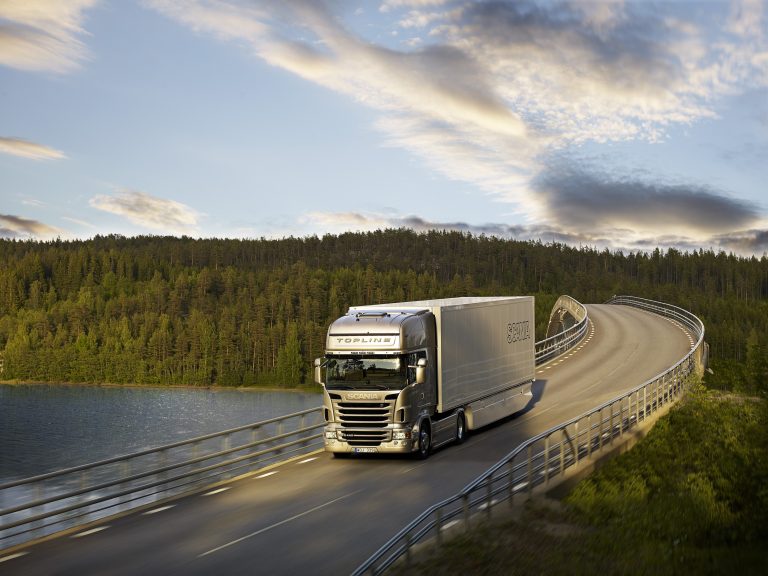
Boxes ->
[315,308,437,457]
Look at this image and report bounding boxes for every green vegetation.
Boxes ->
[0,231,766,388]
[396,381,768,575]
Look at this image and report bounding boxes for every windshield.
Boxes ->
[325,356,406,391]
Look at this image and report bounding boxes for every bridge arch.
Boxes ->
[545,295,587,339]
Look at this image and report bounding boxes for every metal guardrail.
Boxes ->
[0,407,324,550]
[353,295,705,575]
[0,295,588,553]
[535,295,589,365]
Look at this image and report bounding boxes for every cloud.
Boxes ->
[0,137,66,160]
[714,229,768,254]
[0,0,99,73]
[89,189,201,235]
[535,165,762,238]
[0,214,62,238]
[149,1,768,252]
[62,216,96,229]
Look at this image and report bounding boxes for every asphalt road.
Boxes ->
[1,304,694,576]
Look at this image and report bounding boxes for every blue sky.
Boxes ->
[1,0,767,254]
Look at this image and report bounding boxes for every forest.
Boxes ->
[0,230,766,393]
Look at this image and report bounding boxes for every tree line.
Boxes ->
[0,231,766,392]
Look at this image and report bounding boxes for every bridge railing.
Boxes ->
[0,407,324,550]
[535,295,589,365]
[353,295,705,576]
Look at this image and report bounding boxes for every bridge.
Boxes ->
[0,296,705,575]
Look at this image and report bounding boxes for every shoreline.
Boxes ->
[0,380,318,394]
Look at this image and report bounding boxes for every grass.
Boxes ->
[394,382,768,575]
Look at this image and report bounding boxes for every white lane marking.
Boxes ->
[0,552,29,563]
[440,520,461,531]
[297,457,318,465]
[203,487,230,496]
[255,471,278,479]
[478,499,499,510]
[143,505,175,515]
[198,490,362,558]
[71,526,110,539]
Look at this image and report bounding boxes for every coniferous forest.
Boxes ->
[0,230,766,393]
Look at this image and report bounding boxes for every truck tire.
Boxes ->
[417,422,431,459]
[455,412,467,444]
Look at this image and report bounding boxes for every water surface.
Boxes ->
[1,384,321,482]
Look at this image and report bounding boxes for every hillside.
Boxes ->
[0,231,766,391]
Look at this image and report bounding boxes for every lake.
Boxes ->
[0,384,322,482]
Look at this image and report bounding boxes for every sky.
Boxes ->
[1,0,767,255]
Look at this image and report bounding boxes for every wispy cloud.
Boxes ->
[149,0,768,251]
[0,0,99,73]
[89,189,201,235]
[0,214,63,239]
[62,216,96,229]
[0,137,65,160]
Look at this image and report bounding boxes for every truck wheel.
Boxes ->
[417,423,431,459]
[455,412,467,444]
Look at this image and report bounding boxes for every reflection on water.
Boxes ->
[1,384,321,482]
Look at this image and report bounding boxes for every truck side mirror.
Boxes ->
[314,358,324,385]
[415,358,427,385]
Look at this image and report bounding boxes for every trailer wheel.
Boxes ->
[417,423,431,460]
[455,412,467,444]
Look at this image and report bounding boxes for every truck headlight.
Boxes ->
[393,430,411,440]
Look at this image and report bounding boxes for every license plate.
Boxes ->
[353,447,377,454]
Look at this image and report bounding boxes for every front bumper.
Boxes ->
[323,426,418,454]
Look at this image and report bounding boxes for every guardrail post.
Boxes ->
[643,386,648,420]
[543,436,550,486]
[609,403,614,445]
[574,421,580,466]
[598,408,604,451]
[158,448,168,494]
[121,460,131,510]
[560,430,566,475]
[486,479,493,519]
[463,493,471,529]
[436,508,443,546]
[508,457,516,506]
[619,399,625,437]
[222,433,232,479]
[405,532,412,566]
[34,483,44,536]
[587,414,593,457]
[526,445,533,499]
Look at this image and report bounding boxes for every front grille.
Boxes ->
[334,399,395,446]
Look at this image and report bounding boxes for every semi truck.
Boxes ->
[314,296,535,458]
